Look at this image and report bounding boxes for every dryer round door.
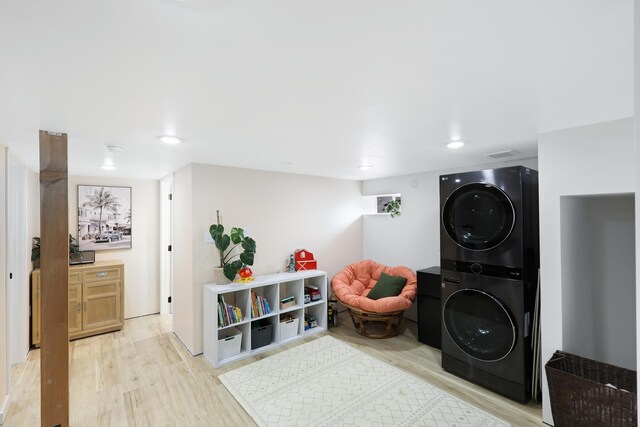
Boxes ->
[442,183,515,251]
[443,288,516,362]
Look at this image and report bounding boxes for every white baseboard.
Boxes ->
[0,394,10,425]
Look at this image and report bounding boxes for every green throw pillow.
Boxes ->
[367,273,407,300]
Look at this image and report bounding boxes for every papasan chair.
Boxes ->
[331,260,417,339]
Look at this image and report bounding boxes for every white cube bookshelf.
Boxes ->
[203,270,328,368]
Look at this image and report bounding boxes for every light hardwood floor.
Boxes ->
[5,313,543,426]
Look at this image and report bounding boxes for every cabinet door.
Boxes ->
[32,272,41,346]
[82,279,122,331]
[68,283,83,335]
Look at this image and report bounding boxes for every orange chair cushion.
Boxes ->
[331,259,417,313]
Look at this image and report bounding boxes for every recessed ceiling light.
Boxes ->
[447,141,465,149]
[101,164,116,171]
[358,164,373,171]
[158,135,184,145]
[106,145,124,153]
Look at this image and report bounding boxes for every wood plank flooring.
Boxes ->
[5,313,542,426]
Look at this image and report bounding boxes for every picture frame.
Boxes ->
[77,185,132,251]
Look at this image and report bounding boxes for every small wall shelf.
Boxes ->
[203,270,328,368]
[362,193,402,216]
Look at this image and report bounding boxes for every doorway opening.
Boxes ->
[7,155,28,371]
[560,193,636,370]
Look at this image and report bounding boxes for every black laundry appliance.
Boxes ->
[441,270,530,402]
[439,165,538,286]
[439,165,539,402]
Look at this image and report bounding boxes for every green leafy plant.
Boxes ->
[383,199,402,218]
[209,224,257,281]
[31,235,81,267]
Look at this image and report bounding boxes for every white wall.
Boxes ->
[173,163,365,355]
[68,176,161,319]
[361,158,538,321]
[560,195,635,370]
[559,197,594,359]
[539,118,635,424]
[0,146,8,424]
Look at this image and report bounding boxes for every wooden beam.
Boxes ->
[39,130,69,427]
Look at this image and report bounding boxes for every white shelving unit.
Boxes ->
[203,270,328,368]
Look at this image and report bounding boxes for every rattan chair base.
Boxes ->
[338,298,405,339]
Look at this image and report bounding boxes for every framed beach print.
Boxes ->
[77,185,132,251]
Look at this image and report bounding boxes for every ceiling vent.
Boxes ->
[106,145,124,153]
[485,149,518,159]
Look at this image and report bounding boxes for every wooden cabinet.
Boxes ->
[68,282,83,335]
[31,260,124,347]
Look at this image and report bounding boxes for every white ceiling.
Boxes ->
[0,0,633,180]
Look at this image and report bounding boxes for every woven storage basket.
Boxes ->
[545,351,637,426]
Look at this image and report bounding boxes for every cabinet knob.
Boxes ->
[77,302,81,312]
[96,272,107,278]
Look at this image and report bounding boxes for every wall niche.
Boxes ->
[560,193,636,370]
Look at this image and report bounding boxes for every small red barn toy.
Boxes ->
[295,249,317,271]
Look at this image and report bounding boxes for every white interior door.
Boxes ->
[6,155,28,370]
[160,175,173,317]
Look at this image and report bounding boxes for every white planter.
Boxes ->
[213,267,232,285]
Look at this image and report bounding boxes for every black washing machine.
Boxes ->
[439,165,538,287]
[439,165,539,402]
[440,270,530,402]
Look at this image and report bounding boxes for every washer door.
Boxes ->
[443,288,516,362]
[442,183,515,251]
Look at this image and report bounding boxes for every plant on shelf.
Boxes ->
[31,234,81,268]
[383,198,402,218]
[209,224,257,281]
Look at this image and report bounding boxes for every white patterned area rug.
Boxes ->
[219,336,510,427]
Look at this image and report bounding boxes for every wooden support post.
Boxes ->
[39,130,69,427]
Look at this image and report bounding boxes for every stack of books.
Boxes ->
[218,295,243,327]
[251,291,271,318]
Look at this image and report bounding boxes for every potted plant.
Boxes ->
[209,224,257,282]
[383,198,402,218]
[31,234,81,268]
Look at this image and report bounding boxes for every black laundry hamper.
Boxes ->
[545,351,637,426]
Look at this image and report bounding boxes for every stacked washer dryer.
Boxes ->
[439,165,539,403]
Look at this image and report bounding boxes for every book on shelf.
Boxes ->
[218,295,243,327]
[251,291,271,318]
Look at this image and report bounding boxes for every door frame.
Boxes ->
[160,175,173,316]
[6,154,28,370]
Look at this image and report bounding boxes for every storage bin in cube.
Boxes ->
[218,327,242,359]
[251,321,273,350]
[279,296,296,310]
[279,316,300,340]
